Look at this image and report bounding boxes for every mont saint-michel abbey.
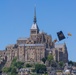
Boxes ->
[0,9,68,65]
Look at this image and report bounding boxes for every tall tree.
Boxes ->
[47,54,53,66]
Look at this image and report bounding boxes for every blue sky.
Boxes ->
[0,0,76,61]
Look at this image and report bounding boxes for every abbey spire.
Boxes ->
[30,7,39,38]
[31,7,39,31]
[33,7,36,24]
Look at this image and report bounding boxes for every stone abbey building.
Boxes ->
[4,8,68,64]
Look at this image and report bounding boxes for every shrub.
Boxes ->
[26,63,32,67]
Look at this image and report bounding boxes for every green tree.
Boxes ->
[68,60,73,66]
[11,57,17,67]
[11,57,24,69]
[2,67,9,73]
[3,67,12,73]
[47,54,53,66]
[41,57,46,64]
[26,63,32,67]
[2,57,24,75]
[11,67,17,75]
[51,61,57,68]
[73,62,76,66]
[59,61,64,68]
[12,57,17,63]
[15,61,24,69]
[35,63,46,73]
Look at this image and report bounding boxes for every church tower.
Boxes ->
[30,7,39,39]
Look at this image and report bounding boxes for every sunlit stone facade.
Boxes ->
[4,8,68,63]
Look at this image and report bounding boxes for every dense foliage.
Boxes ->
[68,60,76,66]
[26,63,32,67]
[59,61,64,68]
[35,63,46,73]
[2,57,24,75]
[47,54,53,66]
[41,57,47,64]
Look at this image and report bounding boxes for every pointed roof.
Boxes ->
[31,23,38,29]
[31,7,39,30]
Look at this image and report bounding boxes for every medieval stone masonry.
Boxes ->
[0,8,68,64]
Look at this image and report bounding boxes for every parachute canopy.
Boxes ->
[68,33,72,36]
[57,31,65,41]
